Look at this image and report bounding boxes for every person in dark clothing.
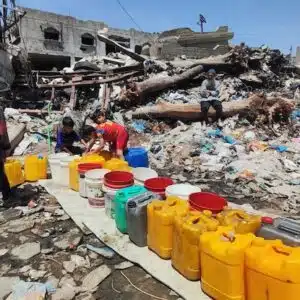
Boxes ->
[55,117,87,155]
[200,69,223,124]
[0,106,11,205]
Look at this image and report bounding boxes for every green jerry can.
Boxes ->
[114,185,148,234]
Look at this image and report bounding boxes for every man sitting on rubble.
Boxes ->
[55,116,87,155]
[84,111,129,159]
[200,69,223,124]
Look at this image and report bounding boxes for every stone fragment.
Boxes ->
[81,265,111,291]
[0,209,22,225]
[7,218,35,233]
[0,276,20,299]
[54,231,82,250]
[63,261,76,273]
[114,261,134,270]
[29,269,47,280]
[52,285,76,300]
[71,255,89,268]
[75,292,95,300]
[0,248,8,257]
[11,242,40,260]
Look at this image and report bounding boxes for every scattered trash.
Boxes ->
[86,245,115,259]
[271,145,288,153]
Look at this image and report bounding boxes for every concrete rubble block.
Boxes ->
[0,248,9,257]
[75,292,96,300]
[59,275,77,288]
[7,218,35,233]
[0,209,22,225]
[71,254,90,268]
[11,242,41,260]
[81,265,112,291]
[114,261,134,270]
[63,261,76,273]
[54,230,83,250]
[0,276,20,299]
[29,269,47,280]
[51,285,77,300]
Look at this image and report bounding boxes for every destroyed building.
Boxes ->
[147,26,234,60]
[14,7,155,70]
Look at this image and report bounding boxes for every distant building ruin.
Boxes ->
[296,46,300,66]
[146,27,234,60]
[15,7,154,70]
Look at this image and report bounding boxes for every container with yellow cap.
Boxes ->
[104,158,129,171]
[69,154,105,191]
[246,239,300,300]
[24,155,47,182]
[200,227,255,300]
[172,210,219,280]
[5,158,24,187]
[147,196,188,259]
[216,208,261,234]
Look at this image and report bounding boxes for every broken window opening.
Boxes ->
[81,33,95,46]
[44,27,59,41]
[135,45,142,54]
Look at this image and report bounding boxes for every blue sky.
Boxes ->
[17,0,300,53]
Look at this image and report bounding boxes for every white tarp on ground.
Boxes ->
[39,179,210,300]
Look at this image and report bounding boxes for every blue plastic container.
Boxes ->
[124,147,149,168]
[115,185,148,234]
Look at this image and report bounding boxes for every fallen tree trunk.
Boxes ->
[132,95,295,122]
[121,65,204,102]
[132,100,249,121]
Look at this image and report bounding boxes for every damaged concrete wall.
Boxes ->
[0,48,15,91]
[16,7,155,70]
[150,26,234,60]
[296,46,300,66]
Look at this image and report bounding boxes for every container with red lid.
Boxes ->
[144,177,174,199]
[104,171,134,189]
[78,163,103,198]
[189,192,227,214]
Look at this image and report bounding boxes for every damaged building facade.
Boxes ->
[16,7,154,70]
[147,27,234,60]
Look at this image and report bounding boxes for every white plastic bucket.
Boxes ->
[49,153,70,184]
[132,167,158,185]
[165,184,202,200]
[85,169,110,208]
[102,184,122,218]
[60,156,78,186]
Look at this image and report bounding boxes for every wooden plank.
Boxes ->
[97,33,145,62]
[37,71,142,89]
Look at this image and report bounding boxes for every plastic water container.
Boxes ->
[166,184,202,200]
[217,209,262,234]
[144,177,174,199]
[49,153,70,184]
[103,184,119,218]
[78,163,103,197]
[69,155,105,191]
[189,192,227,214]
[4,158,24,187]
[246,240,300,300]
[256,217,300,246]
[104,171,134,189]
[69,158,82,191]
[104,158,129,171]
[85,169,110,208]
[172,210,219,281]
[132,167,158,185]
[126,192,157,247]
[147,197,189,259]
[200,228,255,300]
[59,156,78,186]
[114,185,148,234]
[124,147,149,168]
[24,155,48,182]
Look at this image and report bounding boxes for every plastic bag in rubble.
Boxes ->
[282,159,297,172]
[11,280,56,300]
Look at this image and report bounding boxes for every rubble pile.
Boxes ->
[0,185,177,299]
